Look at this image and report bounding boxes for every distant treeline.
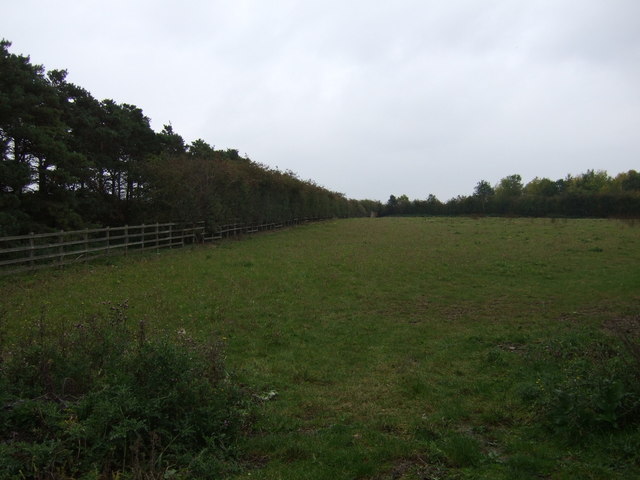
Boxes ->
[0,40,377,236]
[383,170,640,218]
[3,41,638,235]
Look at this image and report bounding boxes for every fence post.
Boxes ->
[58,230,64,266]
[29,232,35,268]
[106,227,110,255]
[84,229,89,263]
[169,224,173,248]
[124,225,129,256]
[155,223,159,253]
[141,224,145,250]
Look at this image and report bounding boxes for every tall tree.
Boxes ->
[157,124,186,156]
[615,170,640,192]
[1,40,84,229]
[188,138,216,159]
[495,174,523,199]
[567,169,612,193]
[523,177,560,197]
[474,179,494,212]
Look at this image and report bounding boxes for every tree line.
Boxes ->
[383,170,640,217]
[0,40,376,236]
[3,40,638,235]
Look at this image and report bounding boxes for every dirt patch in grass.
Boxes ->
[604,315,640,340]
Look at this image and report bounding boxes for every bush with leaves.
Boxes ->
[527,333,640,440]
[0,303,253,479]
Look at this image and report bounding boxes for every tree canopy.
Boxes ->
[382,169,640,218]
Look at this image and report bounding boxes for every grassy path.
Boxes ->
[2,217,639,479]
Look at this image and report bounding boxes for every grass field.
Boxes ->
[2,217,640,479]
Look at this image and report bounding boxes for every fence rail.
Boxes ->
[0,217,321,274]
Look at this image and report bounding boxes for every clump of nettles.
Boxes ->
[0,303,253,479]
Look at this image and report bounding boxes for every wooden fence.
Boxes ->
[0,218,320,274]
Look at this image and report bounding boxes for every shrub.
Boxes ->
[0,303,253,479]
[533,335,640,440]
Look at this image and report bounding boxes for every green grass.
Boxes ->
[2,217,640,479]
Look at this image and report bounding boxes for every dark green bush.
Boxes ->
[0,303,253,479]
[533,335,640,440]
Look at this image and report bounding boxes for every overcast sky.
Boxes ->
[3,1,639,201]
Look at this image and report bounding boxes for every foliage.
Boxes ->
[0,303,253,479]
[523,176,561,197]
[473,179,494,213]
[0,39,376,234]
[495,173,523,201]
[530,334,640,439]
[143,154,368,226]
[383,169,640,217]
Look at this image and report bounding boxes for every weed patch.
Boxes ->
[525,331,640,440]
[0,304,253,479]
